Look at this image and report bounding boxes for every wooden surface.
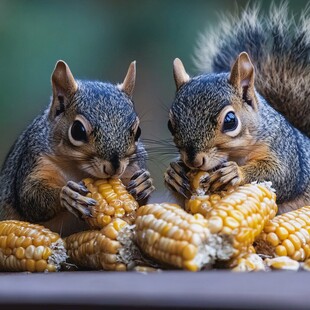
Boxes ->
[0,270,308,309]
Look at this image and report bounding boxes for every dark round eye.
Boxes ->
[222,111,238,132]
[168,120,175,135]
[134,126,141,141]
[70,120,87,142]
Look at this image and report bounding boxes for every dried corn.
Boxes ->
[265,256,300,271]
[255,206,310,261]
[65,218,145,271]
[83,178,139,229]
[135,203,233,271]
[183,182,277,260]
[204,183,278,258]
[231,253,265,272]
[0,220,67,272]
[302,258,310,271]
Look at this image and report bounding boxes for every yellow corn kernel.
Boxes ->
[135,203,234,271]
[65,219,144,271]
[255,206,310,261]
[185,196,213,217]
[187,170,209,194]
[0,221,66,272]
[82,178,139,229]
[231,253,265,272]
[205,183,277,258]
[265,256,300,271]
[303,258,310,271]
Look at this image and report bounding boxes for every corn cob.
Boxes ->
[0,220,67,272]
[65,218,147,271]
[190,183,278,258]
[135,203,233,271]
[83,178,139,229]
[255,206,310,261]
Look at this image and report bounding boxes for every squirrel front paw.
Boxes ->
[126,169,155,201]
[60,181,97,218]
[164,161,191,198]
[209,161,244,192]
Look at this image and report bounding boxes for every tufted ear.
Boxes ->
[173,58,190,90]
[49,60,78,120]
[230,52,257,109]
[119,61,136,99]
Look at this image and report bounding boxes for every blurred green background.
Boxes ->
[0,0,308,192]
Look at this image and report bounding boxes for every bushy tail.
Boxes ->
[194,2,310,137]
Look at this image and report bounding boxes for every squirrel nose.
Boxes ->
[102,158,125,177]
[183,152,206,169]
[103,154,122,176]
[103,164,116,176]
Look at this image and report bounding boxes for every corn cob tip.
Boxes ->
[48,239,68,271]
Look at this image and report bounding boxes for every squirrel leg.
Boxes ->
[126,169,155,201]
[164,161,191,198]
[60,181,97,218]
[208,161,244,192]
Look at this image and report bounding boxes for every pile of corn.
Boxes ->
[2,174,310,272]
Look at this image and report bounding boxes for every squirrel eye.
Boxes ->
[134,126,141,142]
[168,119,175,135]
[222,111,238,132]
[69,120,87,145]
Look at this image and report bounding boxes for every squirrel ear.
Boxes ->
[49,61,78,120]
[230,52,256,109]
[173,58,190,90]
[51,60,78,98]
[119,61,136,99]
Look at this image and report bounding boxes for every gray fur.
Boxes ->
[171,72,310,204]
[195,2,310,136]
[0,79,148,222]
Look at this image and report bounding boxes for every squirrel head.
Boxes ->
[48,61,141,178]
[169,53,260,171]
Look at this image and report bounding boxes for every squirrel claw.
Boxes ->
[127,169,154,201]
[164,161,191,197]
[61,181,97,218]
[209,161,243,191]
[136,185,156,201]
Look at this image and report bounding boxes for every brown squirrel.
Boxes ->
[0,60,154,235]
[165,4,310,214]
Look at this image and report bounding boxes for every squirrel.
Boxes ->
[164,4,310,214]
[0,60,154,235]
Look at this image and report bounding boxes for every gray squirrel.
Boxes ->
[165,4,310,214]
[0,60,154,234]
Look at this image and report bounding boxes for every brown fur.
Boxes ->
[29,155,67,188]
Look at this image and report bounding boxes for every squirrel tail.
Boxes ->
[194,2,310,137]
